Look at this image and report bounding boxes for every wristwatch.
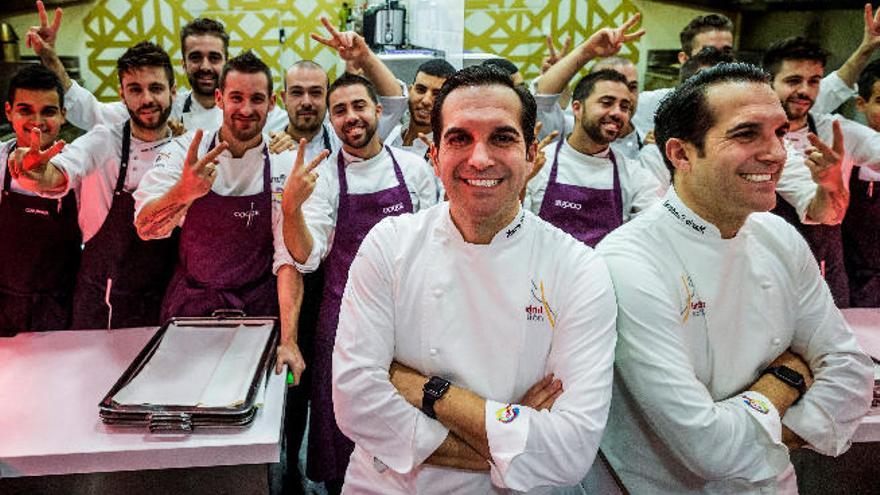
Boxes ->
[421,376,451,419]
[762,365,807,402]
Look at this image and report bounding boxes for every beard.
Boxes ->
[188,69,219,97]
[408,99,432,128]
[128,103,173,131]
[582,115,622,145]
[290,106,325,135]
[225,114,265,143]
[339,118,378,149]
[783,94,814,121]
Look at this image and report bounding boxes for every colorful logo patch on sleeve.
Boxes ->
[741,394,770,414]
[495,404,520,423]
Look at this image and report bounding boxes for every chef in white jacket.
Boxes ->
[331,64,617,494]
[595,62,873,494]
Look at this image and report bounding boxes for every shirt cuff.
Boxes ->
[485,399,531,488]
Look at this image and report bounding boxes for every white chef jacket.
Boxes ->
[333,203,617,494]
[294,146,437,273]
[132,130,295,274]
[523,138,663,222]
[595,187,873,494]
[37,123,172,243]
[631,71,854,137]
[637,143,824,224]
[383,124,446,201]
[0,140,41,204]
[534,92,644,161]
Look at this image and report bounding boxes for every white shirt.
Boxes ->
[333,203,617,494]
[638,143,823,223]
[0,140,41,204]
[132,130,295,274]
[595,187,873,494]
[523,138,662,222]
[632,71,855,136]
[42,123,173,243]
[295,146,438,272]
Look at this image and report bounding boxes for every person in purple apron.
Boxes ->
[134,51,308,405]
[0,65,80,335]
[11,43,179,329]
[525,70,661,247]
[281,72,437,493]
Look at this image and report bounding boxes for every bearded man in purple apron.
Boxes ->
[134,51,310,396]
[11,42,179,330]
[524,69,661,247]
[281,72,437,493]
[0,65,79,335]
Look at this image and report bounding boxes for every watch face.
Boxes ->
[424,376,450,399]
[776,366,804,386]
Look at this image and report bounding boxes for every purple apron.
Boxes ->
[842,170,880,307]
[537,138,623,247]
[0,140,81,335]
[308,147,413,483]
[72,121,178,329]
[773,115,849,307]
[160,133,278,320]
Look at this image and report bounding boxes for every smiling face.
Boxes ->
[328,83,381,152]
[433,84,535,235]
[283,65,328,135]
[408,71,446,129]
[857,80,880,132]
[772,59,824,124]
[216,70,273,143]
[573,80,633,146]
[671,81,789,229]
[183,34,226,98]
[119,66,175,132]
[4,88,65,148]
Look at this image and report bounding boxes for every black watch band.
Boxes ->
[763,365,807,401]
[421,376,450,419]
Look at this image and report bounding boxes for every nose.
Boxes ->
[467,139,493,170]
[761,135,788,167]
[423,92,435,109]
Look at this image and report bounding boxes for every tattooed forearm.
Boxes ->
[137,202,188,239]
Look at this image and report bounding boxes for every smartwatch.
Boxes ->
[421,376,451,419]
[763,365,807,401]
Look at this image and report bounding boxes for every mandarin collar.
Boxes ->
[439,202,528,248]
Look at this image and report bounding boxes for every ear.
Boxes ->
[215,87,223,109]
[375,101,383,118]
[526,137,538,163]
[268,91,276,111]
[118,84,124,103]
[856,95,866,114]
[678,51,688,65]
[430,142,440,177]
[665,137,694,174]
[570,98,582,122]
[4,101,12,123]
[170,83,177,100]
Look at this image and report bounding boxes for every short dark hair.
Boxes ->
[481,58,519,77]
[655,62,770,177]
[284,59,328,91]
[572,69,630,104]
[219,50,273,94]
[180,18,229,57]
[117,41,175,87]
[679,46,735,83]
[7,64,64,108]
[679,14,734,56]
[858,59,880,100]
[762,36,828,80]
[415,59,456,81]
[327,72,379,105]
[431,65,536,149]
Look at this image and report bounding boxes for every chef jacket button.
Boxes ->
[771,337,781,345]
[429,348,438,356]
[433,288,443,297]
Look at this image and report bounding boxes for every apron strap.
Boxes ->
[322,125,333,153]
[384,146,407,188]
[113,121,132,195]
[182,94,193,113]
[2,140,16,193]
[547,137,565,184]
[806,114,818,135]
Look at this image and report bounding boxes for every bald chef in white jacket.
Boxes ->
[595,63,873,494]
[331,65,617,494]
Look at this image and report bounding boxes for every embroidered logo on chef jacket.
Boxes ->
[271,173,287,185]
[233,201,260,227]
[663,200,707,235]
[496,404,520,423]
[505,210,525,238]
[528,280,557,328]
[741,394,770,414]
[679,275,706,323]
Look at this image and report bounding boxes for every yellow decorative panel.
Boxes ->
[465,0,641,82]
[82,0,344,101]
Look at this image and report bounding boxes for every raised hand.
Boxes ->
[583,13,645,59]
[177,129,228,202]
[8,127,64,181]
[282,138,329,215]
[311,16,370,64]
[862,3,880,50]
[805,120,845,189]
[27,1,62,53]
[541,34,573,74]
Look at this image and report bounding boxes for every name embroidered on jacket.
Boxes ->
[663,200,707,234]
